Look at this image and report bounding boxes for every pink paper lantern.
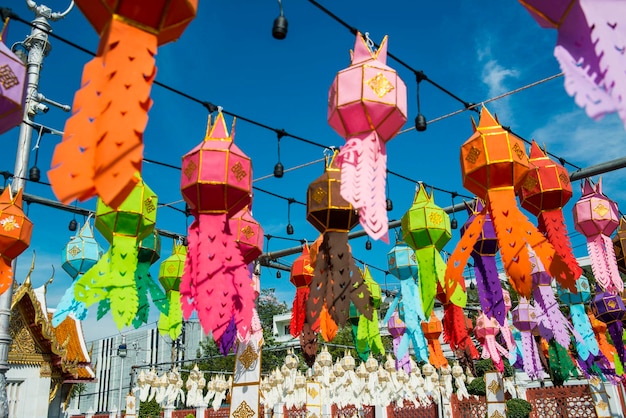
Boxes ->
[327,32,407,242]
[229,206,263,264]
[0,21,27,135]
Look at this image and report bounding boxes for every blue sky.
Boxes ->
[3,0,626,342]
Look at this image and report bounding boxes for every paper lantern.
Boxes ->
[0,19,27,135]
[49,0,197,208]
[385,241,429,364]
[519,0,626,130]
[328,32,407,242]
[179,112,255,342]
[511,299,544,379]
[475,312,507,372]
[289,244,314,338]
[458,107,569,298]
[573,178,622,294]
[518,141,580,291]
[75,176,157,328]
[422,311,448,369]
[53,220,103,326]
[591,288,626,366]
[0,188,32,296]
[387,311,411,373]
[306,153,371,329]
[401,184,455,316]
[158,242,187,340]
[229,206,263,264]
[557,276,601,374]
[351,267,384,361]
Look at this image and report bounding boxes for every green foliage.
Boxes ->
[506,398,532,418]
[474,359,514,377]
[139,399,161,418]
[466,377,485,396]
[185,414,195,418]
[69,383,86,400]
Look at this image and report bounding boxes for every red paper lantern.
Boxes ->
[289,245,314,338]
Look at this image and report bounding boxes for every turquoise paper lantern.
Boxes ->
[62,220,103,279]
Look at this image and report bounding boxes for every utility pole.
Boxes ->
[0,2,72,417]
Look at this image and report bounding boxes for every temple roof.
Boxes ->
[9,270,95,382]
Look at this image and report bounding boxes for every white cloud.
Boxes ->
[477,48,520,124]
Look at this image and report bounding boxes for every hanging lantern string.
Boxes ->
[3,8,582,173]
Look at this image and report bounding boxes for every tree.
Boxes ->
[196,288,290,374]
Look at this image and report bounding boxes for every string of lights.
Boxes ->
[2,7,584,199]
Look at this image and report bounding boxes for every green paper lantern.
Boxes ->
[401,184,451,251]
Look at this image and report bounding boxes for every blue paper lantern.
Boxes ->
[387,241,418,280]
[62,220,103,279]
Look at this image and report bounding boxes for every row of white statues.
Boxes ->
[132,347,499,412]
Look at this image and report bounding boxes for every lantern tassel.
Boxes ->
[538,210,580,292]
[488,190,560,298]
[445,208,484,305]
[587,236,618,293]
[107,235,140,328]
[414,247,443,317]
[392,334,411,373]
[52,280,88,326]
[442,303,476,356]
[533,272,573,349]
[473,255,505,325]
[355,307,384,361]
[217,316,237,355]
[0,257,12,296]
[399,279,429,362]
[300,322,318,368]
[607,321,626,366]
[520,331,543,379]
[547,339,578,384]
[602,233,624,293]
[182,214,255,342]
[481,334,505,373]
[338,133,389,242]
[133,263,169,328]
[570,304,600,359]
[427,337,448,369]
[158,290,183,341]
[180,217,199,320]
[319,305,338,342]
[290,286,309,338]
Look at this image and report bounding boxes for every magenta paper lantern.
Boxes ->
[573,178,622,294]
[0,21,27,135]
[327,32,407,242]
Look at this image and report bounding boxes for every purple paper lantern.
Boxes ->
[0,24,27,135]
[591,288,626,365]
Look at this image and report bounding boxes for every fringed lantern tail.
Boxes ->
[52,280,88,326]
[427,338,448,369]
[521,331,543,379]
[133,262,153,328]
[327,232,357,325]
[547,339,578,384]
[74,252,111,306]
[533,272,572,349]
[356,311,383,359]
[587,236,616,292]
[319,305,338,342]
[290,287,309,338]
[602,234,624,294]
[408,327,430,364]
[158,290,183,341]
[180,217,199,320]
[107,235,140,329]
[300,322,318,368]
[487,191,534,298]
[91,19,156,208]
[217,316,237,355]
[307,235,329,331]
[481,335,505,373]
[445,209,484,302]
[392,336,412,373]
[442,303,470,351]
[338,134,389,242]
[607,321,626,366]
[352,318,369,361]
[539,210,580,291]
[414,247,438,317]
[473,255,505,325]
[571,304,600,358]
[48,57,102,204]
